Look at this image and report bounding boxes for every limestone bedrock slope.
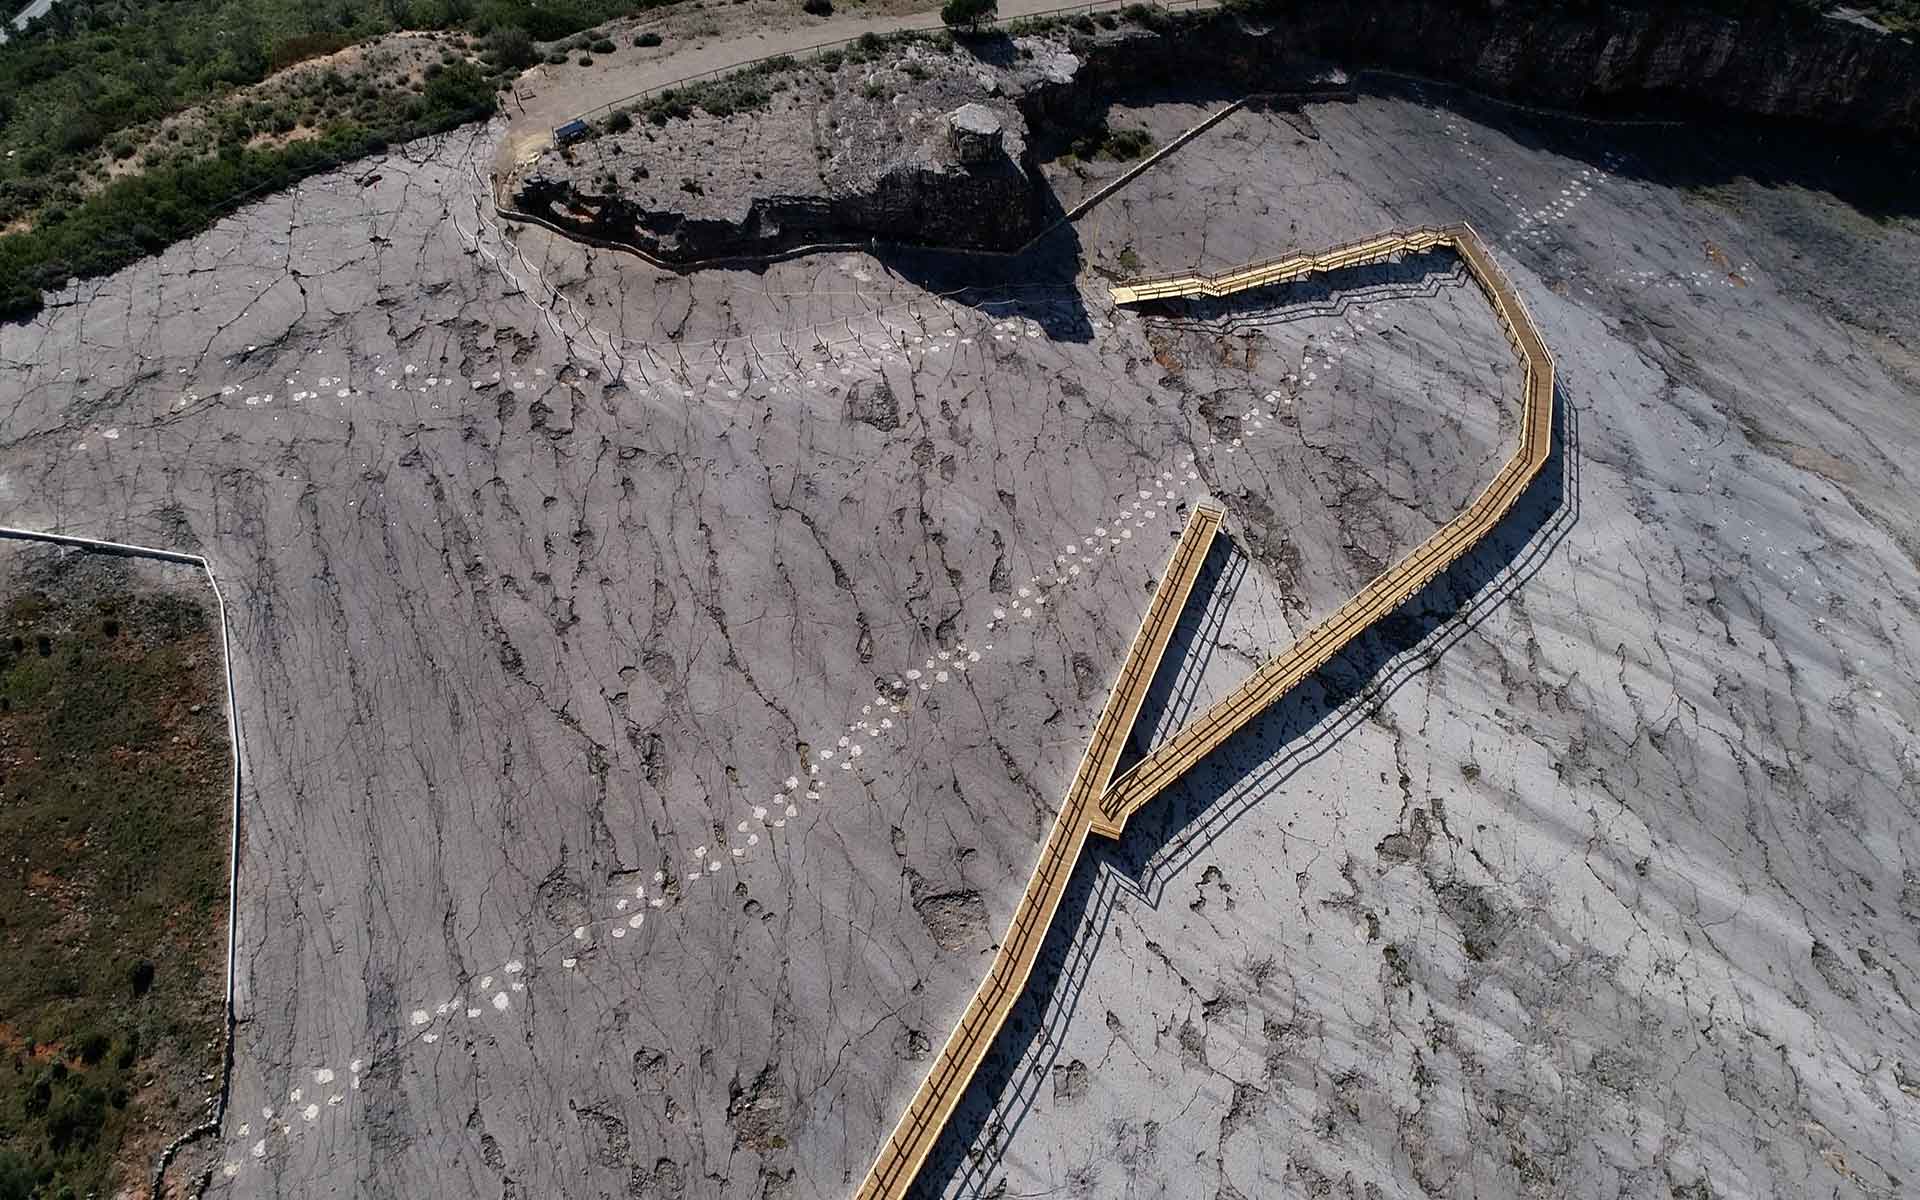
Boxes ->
[0,83,1915,1200]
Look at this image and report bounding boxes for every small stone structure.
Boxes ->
[947,103,1004,166]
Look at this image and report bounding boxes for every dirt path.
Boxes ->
[495,0,1200,179]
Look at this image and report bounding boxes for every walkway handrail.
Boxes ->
[856,503,1222,1199]
[856,222,1555,1198]
[1096,222,1555,833]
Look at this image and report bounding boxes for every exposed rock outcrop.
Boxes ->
[513,37,1075,264]
[510,2,1918,263]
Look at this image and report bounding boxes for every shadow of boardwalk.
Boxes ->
[1140,247,1474,335]
[913,379,1581,1197]
[1116,535,1248,780]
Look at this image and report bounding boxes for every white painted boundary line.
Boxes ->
[0,524,243,1193]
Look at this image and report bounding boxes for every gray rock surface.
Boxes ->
[0,79,1916,1200]
[947,104,1004,165]
[513,37,1068,261]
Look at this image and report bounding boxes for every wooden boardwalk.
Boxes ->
[856,223,1554,1198]
[857,503,1223,1200]
[1094,223,1555,834]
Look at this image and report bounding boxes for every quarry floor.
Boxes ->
[0,81,1917,1199]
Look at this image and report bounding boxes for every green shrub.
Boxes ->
[489,27,538,68]
[940,0,995,30]
[634,30,663,46]
[802,0,832,13]
[1072,123,1154,161]
[590,37,615,52]
[605,109,633,132]
[1105,126,1153,159]
[0,63,498,320]
[75,1032,111,1066]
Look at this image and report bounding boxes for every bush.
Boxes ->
[1120,1,1175,31]
[1104,126,1153,159]
[488,27,538,69]
[577,54,593,65]
[75,1031,111,1066]
[547,50,569,63]
[802,0,832,13]
[940,0,995,30]
[605,109,633,132]
[44,1085,106,1153]
[590,37,615,52]
[634,30,663,46]
[0,63,498,321]
[1072,123,1154,161]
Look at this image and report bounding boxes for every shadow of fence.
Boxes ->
[912,377,1581,1197]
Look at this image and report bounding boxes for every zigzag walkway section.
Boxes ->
[857,502,1223,1199]
[857,222,1555,1198]
[1095,223,1554,833]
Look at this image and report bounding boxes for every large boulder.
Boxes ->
[947,103,1004,165]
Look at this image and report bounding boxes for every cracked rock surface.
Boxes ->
[931,92,1920,1199]
[0,82,1915,1200]
[514,35,1073,262]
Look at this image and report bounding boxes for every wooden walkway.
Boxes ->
[857,503,1223,1200]
[1094,223,1555,834]
[856,222,1554,1198]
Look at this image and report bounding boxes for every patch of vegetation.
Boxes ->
[623,53,798,126]
[634,30,664,47]
[1118,1,1177,32]
[1073,123,1155,161]
[802,0,833,13]
[0,0,699,316]
[0,60,496,319]
[0,556,231,1200]
[941,0,996,31]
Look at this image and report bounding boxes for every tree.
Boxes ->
[487,27,537,71]
[940,0,996,31]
